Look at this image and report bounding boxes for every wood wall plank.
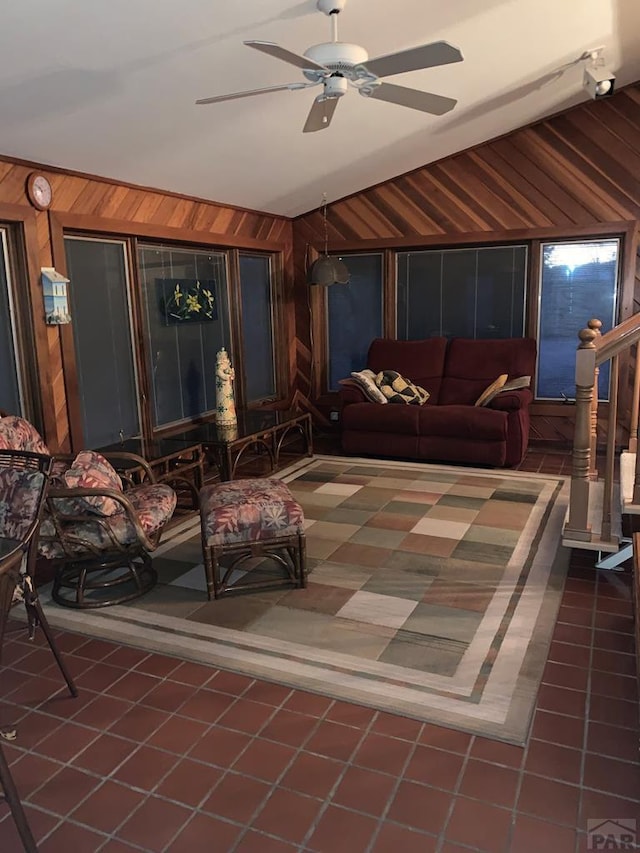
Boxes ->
[3,84,640,449]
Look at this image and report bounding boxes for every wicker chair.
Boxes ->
[0,416,177,609]
[0,448,76,852]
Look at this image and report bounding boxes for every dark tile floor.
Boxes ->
[0,448,638,852]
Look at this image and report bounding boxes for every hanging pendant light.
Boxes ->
[307,194,350,286]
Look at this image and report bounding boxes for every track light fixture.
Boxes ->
[583,48,615,99]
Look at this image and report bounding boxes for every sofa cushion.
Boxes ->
[440,338,537,405]
[39,483,176,559]
[342,402,420,435]
[367,338,447,404]
[417,405,508,441]
[417,435,507,467]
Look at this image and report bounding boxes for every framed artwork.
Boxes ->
[158,279,217,325]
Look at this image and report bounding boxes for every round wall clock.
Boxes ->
[26,173,53,211]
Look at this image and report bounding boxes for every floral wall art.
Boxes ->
[157,279,218,325]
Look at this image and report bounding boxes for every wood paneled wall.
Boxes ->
[292,84,640,442]
[0,159,293,451]
[3,83,640,450]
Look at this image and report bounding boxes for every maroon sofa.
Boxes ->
[339,337,537,468]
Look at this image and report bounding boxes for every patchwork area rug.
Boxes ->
[41,455,570,744]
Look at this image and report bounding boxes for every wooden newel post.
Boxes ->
[630,341,640,455]
[588,319,602,480]
[565,326,598,540]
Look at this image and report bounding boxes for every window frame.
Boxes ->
[235,250,283,408]
[395,243,528,341]
[535,237,621,402]
[312,224,635,413]
[64,234,144,446]
[325,251,385,392]
[137,240,233,431]
[0,207,47,431]
[49,211,290,449]
[0,226,26,414]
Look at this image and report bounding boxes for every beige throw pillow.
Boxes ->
[500,375,531,393]
[475,374,508,407]
[350,369,388,404]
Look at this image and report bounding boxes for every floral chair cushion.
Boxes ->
[38,482,177,560]
[201,478,304,547]
[62,450,123,517]
[0,416,49,455]
[0,415,66,478]
[0,468,46,541]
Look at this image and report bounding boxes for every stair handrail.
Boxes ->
[564,311,640,547]
[596,313,640,364]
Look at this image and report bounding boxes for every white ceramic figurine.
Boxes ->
[215,348,237,426]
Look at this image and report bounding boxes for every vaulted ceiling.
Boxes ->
[1,0,639,217]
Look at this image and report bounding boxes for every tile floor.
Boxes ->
[0,448,638,853]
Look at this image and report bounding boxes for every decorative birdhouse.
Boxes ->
[41,267,71,324]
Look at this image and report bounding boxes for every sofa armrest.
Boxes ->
[338,386,369,406]
[487,388,533,412]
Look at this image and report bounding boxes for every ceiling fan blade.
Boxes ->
[362,82,457,115]
[244,40,328,72]
[364,41,463,78]
[303,96,339,133]
[196,82,310,105]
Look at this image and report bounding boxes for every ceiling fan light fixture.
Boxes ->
[307,255,350,285]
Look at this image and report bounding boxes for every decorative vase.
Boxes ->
[215,347,237,426]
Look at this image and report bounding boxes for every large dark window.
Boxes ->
[138,244,230,429]
[397,245,527,340]
[65,236,140,448]
[239,253,276,404]
[537,239,619,401]
[326,254,383,390]
[0,228,23,415]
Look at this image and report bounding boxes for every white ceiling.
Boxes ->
[1,0,639,217]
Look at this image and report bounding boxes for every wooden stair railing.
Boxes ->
[563,313,640,553]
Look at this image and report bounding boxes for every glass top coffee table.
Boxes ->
[163,409,313,481]
[97,437,205,506]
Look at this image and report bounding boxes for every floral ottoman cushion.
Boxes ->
[200,478,304,547]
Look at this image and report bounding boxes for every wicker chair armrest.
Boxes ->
[46,486,156,551]
[52,450,156,487]
[98,452,157,484]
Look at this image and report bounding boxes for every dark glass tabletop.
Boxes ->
[163,410,307,448]
[97,436,203,466]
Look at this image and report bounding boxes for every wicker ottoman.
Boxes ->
[199,477,307,600]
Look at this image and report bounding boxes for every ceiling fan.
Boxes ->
[196,0,464,133]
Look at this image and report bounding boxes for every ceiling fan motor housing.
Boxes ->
[317,0,347,14]
[303,42,370,81]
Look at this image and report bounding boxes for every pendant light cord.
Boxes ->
[322,192,329,257]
